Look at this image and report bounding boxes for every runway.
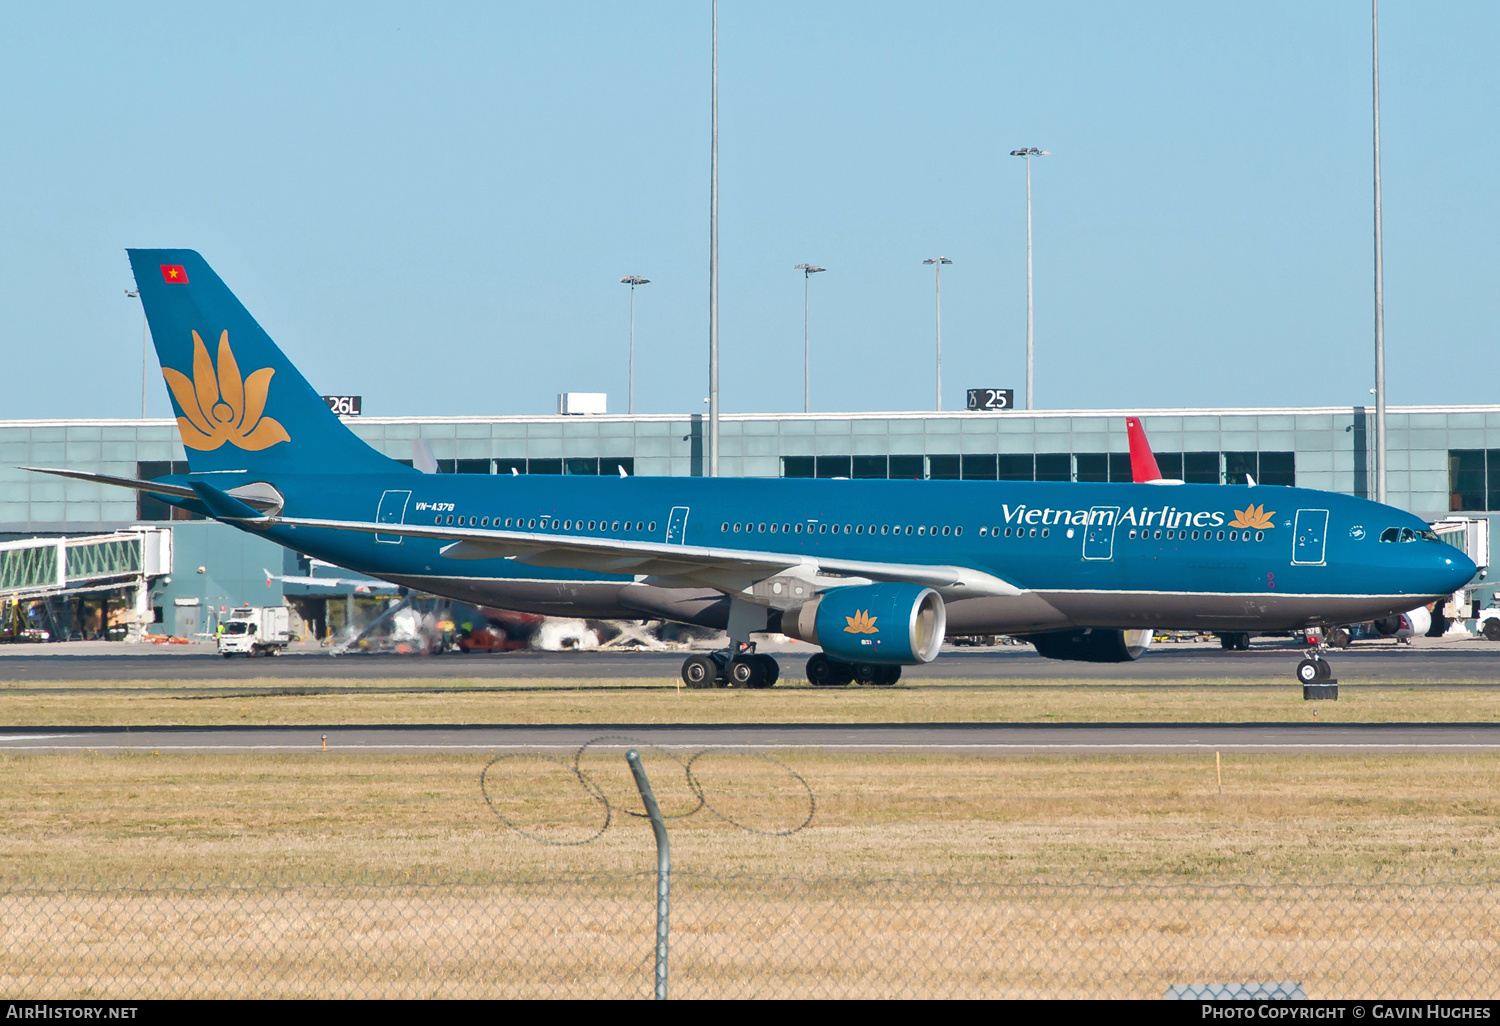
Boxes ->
[4,721,1500,752]
[2,640,1500,686]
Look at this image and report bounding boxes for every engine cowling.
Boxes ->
[1023,628,1154,663]
[1375,607,1431,639]
[781,583,946,665]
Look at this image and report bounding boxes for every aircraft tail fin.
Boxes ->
[125,249,407,477]
[1126,417,1165,483]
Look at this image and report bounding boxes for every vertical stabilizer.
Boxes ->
[125,249,405,477]
[1126,417,1165,484]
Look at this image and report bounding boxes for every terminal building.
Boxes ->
[2,403,1496,638]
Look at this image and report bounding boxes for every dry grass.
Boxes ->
[3,749,1499,882]
[2,749,1499,997]
[5,677,1500,726]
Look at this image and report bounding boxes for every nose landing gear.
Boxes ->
[1295,632,1339,699]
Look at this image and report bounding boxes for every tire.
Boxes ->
[752,654,779,688]
[681,655,717,689]
[221,653,232,659]
[728,657,765,689]
[1296,659,1321,684]
[1316,658,1333,680]
[1326,629,1350,649]
[856,663,899,686]
[806,653,849,687]
[1234,634,1250,651]
[1483,619,1500,643]
[1219,635,1234,650]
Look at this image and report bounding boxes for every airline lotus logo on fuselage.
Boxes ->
[162,330,290,452]
[999,503,1275,530]
[845,610,879,634]
[1230,504,1276,530]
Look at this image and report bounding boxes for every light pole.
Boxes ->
[621,276,650,414]
[708,0,720,476]
[794,264,825,412]
[125,289,148,418]
[1010,148,1048,410]
[1371,1,1387,504]
[923,257,952,410]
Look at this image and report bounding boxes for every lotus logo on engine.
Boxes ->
[844,610,879,635]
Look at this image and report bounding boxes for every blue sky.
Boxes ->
[1,2,1496,419]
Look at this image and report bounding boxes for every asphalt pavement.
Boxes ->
[2,638,1500,686]
[2,721,1499,752]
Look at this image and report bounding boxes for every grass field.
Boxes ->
[5,676,1500,726]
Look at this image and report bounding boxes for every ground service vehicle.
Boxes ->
[217,606,291,657]
[32,249,1479,689]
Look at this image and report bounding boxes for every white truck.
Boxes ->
[217,606,292,657]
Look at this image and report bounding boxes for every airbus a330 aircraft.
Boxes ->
[30,250,1477,688]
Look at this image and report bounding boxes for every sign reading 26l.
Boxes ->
[966,388,1014,412]
[322,395,363,416]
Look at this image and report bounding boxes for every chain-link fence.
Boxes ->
[3,871,1497,998]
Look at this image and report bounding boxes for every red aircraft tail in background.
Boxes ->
[1126,417,1165,483]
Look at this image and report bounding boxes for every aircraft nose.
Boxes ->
[1434,546,1478,594]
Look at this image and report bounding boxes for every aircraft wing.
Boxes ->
[262,513,1021,599]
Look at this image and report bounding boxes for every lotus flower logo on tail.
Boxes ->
[162,331,290,452]
[1230,503,1276,530]
[844,610,879,635]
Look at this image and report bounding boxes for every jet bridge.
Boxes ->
[0,528,172,641]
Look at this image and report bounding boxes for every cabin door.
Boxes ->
[666,506,690,544]
[1292,509,1329,566]
[1082,506,1120,561]
[375,490,412,544]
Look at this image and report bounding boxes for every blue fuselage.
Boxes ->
[165,470,1475,635]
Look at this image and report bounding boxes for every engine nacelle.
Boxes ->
[1375,607,1431,639]
[781,583,946,665]
[1024,628,1154,663]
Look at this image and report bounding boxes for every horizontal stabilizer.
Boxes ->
[188,482,272,523]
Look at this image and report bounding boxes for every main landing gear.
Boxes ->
[805,652,901,687]
[680,646,780,690]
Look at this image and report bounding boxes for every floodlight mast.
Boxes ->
[923,257,952,410]
[621,276,650,415]
[794,264,825,413]
[1010,148,1049,410]
[1371,1,1387,505]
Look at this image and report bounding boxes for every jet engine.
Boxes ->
[1375,607,1432,640]
[1023,628,1154,663]
[781,583,946,664]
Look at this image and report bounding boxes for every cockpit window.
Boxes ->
[1379,527,1400,543]
[1417,529,1440,543]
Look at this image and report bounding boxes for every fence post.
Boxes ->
[626,749,670,1000]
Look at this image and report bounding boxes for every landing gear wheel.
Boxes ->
[752,654,780,688]
[681,654,718,689]
[1296,658,1323,684]
[1219,634,1234,650]
[728,656,767,689]
[855,663,900,686]
[1316,658,1332,680]
[806,653,851,687]
[879,665,902,685]
[1326,628,1350,649]
[1234,634,1250,651]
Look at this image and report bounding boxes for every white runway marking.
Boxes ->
[1,741,1499,752]
[0,734,74,742]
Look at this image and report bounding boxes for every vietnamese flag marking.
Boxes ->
[160,264,189,284]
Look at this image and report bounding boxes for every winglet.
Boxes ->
[189,481,273,525]
[1125,417,1164,483]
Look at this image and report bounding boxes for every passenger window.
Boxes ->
[880,526,889,535]
[732,523,741,533]
[446,515,454,525]
[783,524,791,533]
[1128,529,1137,540]
[587,521,595,531]
[770,523,778,534]
[1255,531,1264,542]
[954,526,962,537]
[611,521,619,531]
[980,527,988,537]
[856,525,865,534]
[1190,530,1199,540]
[819,524,827,534]
[480,517,488,527]
[941,526,950,536]
[917,526,926,536]
[1028,528,1037,538]
[759,523,767,533]
[649,521,657,531]
[1228,530,1236,541]
[1039,528,1048,538]
[721,523,729,532]
[794,524,802,534]
[1003,528,1011,537]
[433,515,441,525]
[831,525,840,535]
[1153,530,1161,540]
